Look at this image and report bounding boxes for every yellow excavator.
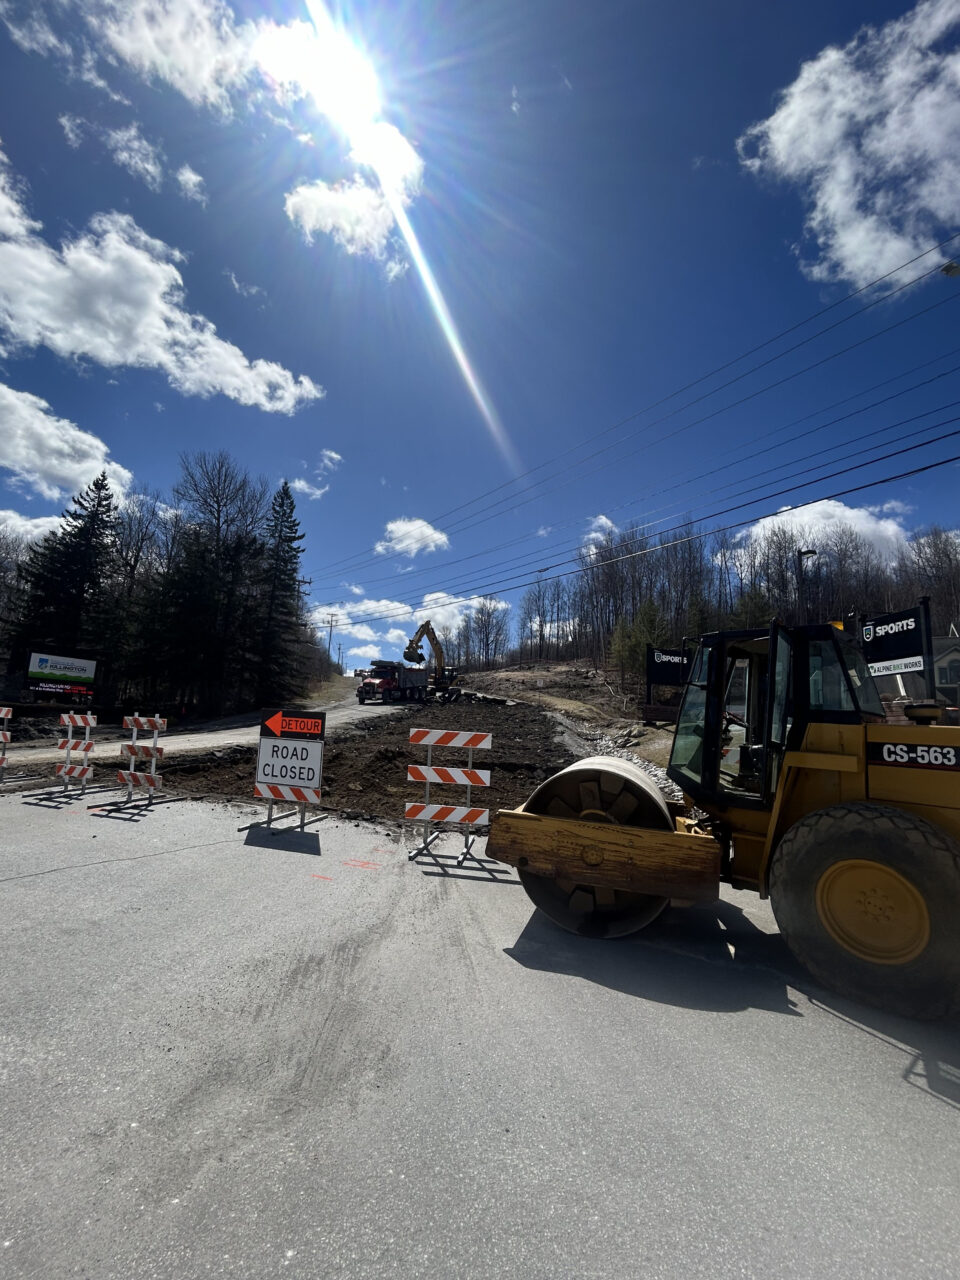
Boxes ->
[486,621,960,1018]
[403,619,463,702]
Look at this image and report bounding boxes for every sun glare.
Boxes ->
[277,2,519,472]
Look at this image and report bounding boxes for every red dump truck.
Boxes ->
[356,660,428,704]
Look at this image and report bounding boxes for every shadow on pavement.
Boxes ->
[243,825,322,856]
[505,899,960,1107]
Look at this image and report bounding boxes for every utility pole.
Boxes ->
[322,614,338,656]
[796,548,817,623]
[337,642,342,673]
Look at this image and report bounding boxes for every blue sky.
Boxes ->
[1,0,959,661]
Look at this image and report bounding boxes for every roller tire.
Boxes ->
[769,803,960,1019]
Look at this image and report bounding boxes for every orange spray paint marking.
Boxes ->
[311,874,333,881]
[342,860,381,870]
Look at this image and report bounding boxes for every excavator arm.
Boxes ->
[403,619,445,682]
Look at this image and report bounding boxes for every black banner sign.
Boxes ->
[646,644,689,688]
[861,606,924,677]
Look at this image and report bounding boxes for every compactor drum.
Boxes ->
[516,758,673,937]
[487,621,960,1018]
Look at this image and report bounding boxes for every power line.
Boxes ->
[321,446,960,626]
[313,235,960,580]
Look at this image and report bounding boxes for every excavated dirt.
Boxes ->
[161,700,588,820]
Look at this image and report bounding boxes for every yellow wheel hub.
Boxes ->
[815,860,930,964]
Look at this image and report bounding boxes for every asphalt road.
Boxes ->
[3,791,960,1279]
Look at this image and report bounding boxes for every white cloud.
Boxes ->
[285,177,395,259]
[338,622,378,641]
[0,381,133,500]
[0,146,322,413]
[536,525,551,537]
[582,514,618,555]
[0,7,71,58]
[59,114,85,148]
[317,449,341,473]
[176,163,206,204]
[384,257,408,283]
[374,517,450,558]
[343,582,364,596]
[348,643,381,660]
[0,508,62,540]
[338,597,414,623]
[290,478,329,501]
[511,85,521,116]
[738,0,960,286]
[223,268,262,297]
[105,122,164,190]
[867,498,915,516]
[87,0,258,111]
[738,498,911,562]
[315,591,509,641]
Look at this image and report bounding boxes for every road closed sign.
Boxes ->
[256,736,324,787]
[256,707,326,793]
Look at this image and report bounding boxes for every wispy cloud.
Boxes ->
[105,121,164,190]
[290,478,329,501]
[176,163,207,204]
[223,268,262,297]
[738,0,960,286]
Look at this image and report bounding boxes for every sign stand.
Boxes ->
[57,712,96,795]
[0,707,10,782]
[117,713,166,802]
[404,728,493,874]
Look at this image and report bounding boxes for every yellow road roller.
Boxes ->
[486,622,960,1018]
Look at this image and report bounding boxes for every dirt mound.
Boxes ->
[161,699,586,821]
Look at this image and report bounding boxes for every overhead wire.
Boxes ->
[314,234,960,580]
[314,353,960,599]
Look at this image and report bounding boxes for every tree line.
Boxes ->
[505,517,960,693]
[0,453,328,715]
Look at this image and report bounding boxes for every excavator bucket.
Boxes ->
[403,645,426,664]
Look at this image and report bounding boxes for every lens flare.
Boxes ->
[297,2,519,472]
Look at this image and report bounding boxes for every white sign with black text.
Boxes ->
[256,737,324,788]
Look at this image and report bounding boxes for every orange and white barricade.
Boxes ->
[57,712,97,795]
[0,707,11,781]
[118,713,166,801]
[405,727,493,870]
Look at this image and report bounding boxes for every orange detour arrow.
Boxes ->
[260,709,326,740]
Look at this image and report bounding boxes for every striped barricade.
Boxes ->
[254,782,322,805]
[0,707,10,780]
[118,713,166,801]
[57,713,96,795]
[405,726,493,871]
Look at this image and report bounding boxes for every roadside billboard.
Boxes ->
[27,652,97,698]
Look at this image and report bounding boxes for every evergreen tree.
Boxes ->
[255,480,308,704]
[7,472,121,690]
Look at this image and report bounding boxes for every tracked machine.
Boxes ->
[403,620,467,702]
[487,622,960,1017]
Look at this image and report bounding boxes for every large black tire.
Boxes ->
[357,691,365,704]
[769,803,960,1019]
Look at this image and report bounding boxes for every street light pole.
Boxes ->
[796,548,817,623]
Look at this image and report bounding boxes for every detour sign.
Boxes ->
[260,709,326,741]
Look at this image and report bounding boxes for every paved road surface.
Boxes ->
[3,792,959,1279]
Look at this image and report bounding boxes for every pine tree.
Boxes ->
[6,473,121,691]
[255,481,308,704]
